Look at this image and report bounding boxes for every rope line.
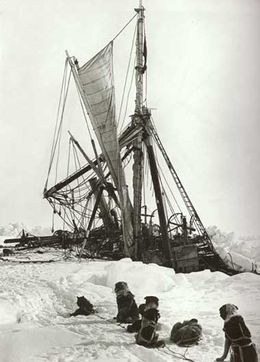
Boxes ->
[119,64,135,133]
[117,23,137,127]
[52,70,72,187]
[44,60,70,190]
[75,84,93,140]
[162,346,196,361]
[111,13,137,43]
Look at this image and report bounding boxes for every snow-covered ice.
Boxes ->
[0,255,259,362]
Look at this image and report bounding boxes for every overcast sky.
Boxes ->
[0,0,260,236]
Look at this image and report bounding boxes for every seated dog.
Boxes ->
[170,318,202,346]
[216,304,258,362]
[127,295,161,333]
[135,307,165,348]
[70,296,94,317]
[114,281,139,323]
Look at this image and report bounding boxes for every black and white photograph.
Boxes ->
[0,0,259,361]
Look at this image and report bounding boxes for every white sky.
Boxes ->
[0,0,260,235]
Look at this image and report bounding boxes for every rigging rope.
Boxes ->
[142,147,147,213]
[119,64,136,133]
[152,134,180,215]
[51,209,55,233]
[52,69,72,190]
[111,13,137,43]
[75,84,93,141]
[151,116,182,213]
[117,24,137,127]
[144,25,148,107]
[157,161,181,214]
[45,58,68,188]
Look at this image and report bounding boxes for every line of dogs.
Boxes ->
[69,281,258,361]
[69,281,202,349]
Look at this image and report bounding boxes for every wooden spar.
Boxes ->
[144,124,174,266]
[44,125,140,199]
[132,0,145,258]
[132,1,173,266]
[135,0,144,114]
[44,146,134,201]
[44,161,100,199]
[89,177,115,231]
[91,139,105,181]
[68,131,105,183]
[79,185,103,258]
[68,131,120,208]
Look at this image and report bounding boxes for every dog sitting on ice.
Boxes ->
[70,296,94,317]
[127,295,161,333]
[114,281,139,323]
[216,304,258,362]
[135,296,165,348]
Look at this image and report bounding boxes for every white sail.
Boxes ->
[77,42,134,256]
[77,42,120,186]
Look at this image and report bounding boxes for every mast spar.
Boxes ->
[132,1,173,265]
[132,0,145,258]
[135,0,144,113]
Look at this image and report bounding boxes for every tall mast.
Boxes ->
[135,0,145,113]
[132,1,173,265]
[132,0,145,258]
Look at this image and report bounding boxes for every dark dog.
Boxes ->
[114,281,139,323]
[3,248,14,256]
[127,296,160,333]
[216,304,258,362]
[70,296,94,317]
[135,307,164,348]
[170,318,202,346]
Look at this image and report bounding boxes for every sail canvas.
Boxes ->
[77,42,134,256]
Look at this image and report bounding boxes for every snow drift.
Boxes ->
[0,257,259,361]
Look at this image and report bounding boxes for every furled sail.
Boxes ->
[76,42,134,257]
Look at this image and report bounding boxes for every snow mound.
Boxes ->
[105,258,176,294]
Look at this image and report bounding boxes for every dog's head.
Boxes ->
[77,296,89,307]
[219,304,238,320]
[114,281,129,296]
[144,296,159,310]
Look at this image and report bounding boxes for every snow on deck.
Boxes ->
[0,256,259,361]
